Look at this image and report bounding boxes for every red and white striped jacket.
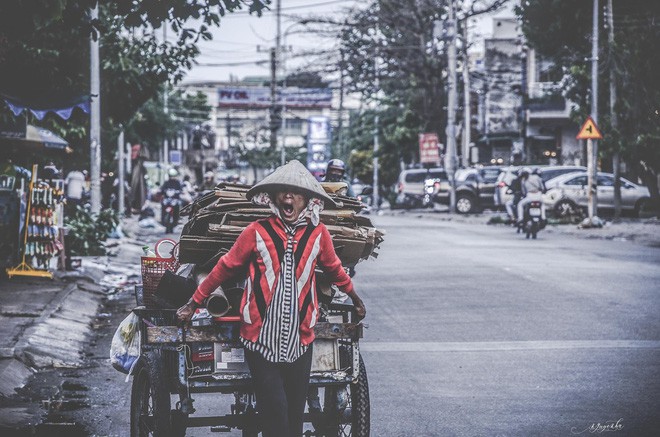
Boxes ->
[191,216,354,345]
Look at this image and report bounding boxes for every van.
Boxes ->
[394,168,447,209]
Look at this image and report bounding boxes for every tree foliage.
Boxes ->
[517,0,660,208]
[0,0,268,169]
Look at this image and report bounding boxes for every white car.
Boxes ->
[543,171,650,217]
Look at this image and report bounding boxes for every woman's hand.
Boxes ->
[348,292,366,320]
[176,299,199,325]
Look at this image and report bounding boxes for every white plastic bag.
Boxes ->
[110,312,141,375]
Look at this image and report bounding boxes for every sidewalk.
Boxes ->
[381,207,660,247]
[0,217,146,431]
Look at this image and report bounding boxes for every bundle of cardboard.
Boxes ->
[179,183,384,269]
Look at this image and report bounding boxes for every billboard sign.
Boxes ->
[218,87,332,109]
[307,116,331,180]
[419,133,441,164]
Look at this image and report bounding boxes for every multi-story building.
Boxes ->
[178,77,344,183]
[473,17,581,166]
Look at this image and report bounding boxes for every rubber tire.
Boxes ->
[130,352,172,437]
[554,199,579,218]
[317,351,370,437]
[456,194,475,214]
[351,354,370,437]
[635,198,649,218]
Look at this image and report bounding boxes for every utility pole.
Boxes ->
[445,0,458,213]
[462,21,471,168]
[607,0,621,220]
[587,0,599,223]
[372,58,380,211]
[269,47,278,149]
[163,26,169,173]
[117,128,125,217]
[89,5,101,214]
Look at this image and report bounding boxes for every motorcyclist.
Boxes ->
[200,171,216,191]
[160,168,183,193]
[517,167,546,224]
[181,175,194,205]
[323,158,355,197]
[505,169,524,223]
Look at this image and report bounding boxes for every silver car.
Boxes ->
[494,165,586,209]
[543,171,650,217]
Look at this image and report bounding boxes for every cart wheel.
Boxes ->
[350,354,370,437]
[130,352,172,437]
[316,350,370,437]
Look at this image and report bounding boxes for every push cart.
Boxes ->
[129,292,370,437]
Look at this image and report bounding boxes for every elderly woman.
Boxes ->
[176,160,366,437]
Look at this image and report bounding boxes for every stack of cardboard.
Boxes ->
[179,184,384,269]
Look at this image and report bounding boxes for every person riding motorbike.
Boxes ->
[200,171,216,191]
[517,167,546,224]
[323,159,355,197]
[505,169,524,223]
[160,168,183,193]
[160,168,183,232]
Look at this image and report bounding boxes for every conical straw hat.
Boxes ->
[246,160,337,206]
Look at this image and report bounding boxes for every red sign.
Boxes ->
[419,133,441,164]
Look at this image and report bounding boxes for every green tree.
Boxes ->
[517,0,660,212]
[0,0,268,170]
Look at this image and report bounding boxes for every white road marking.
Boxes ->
[360,340,660,352]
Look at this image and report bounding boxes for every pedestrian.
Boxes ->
[65,169,85,213]
[176,159,366,437]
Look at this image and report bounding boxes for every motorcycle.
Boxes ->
[161,189,181,234]
[422,177,441,208]
[520,199,545,239]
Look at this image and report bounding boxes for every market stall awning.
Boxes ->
[1,93,90,120]
[0,124,71,154]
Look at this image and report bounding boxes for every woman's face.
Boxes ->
[274,190,307,224]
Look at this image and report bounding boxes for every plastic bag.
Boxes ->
[110,312,141,375]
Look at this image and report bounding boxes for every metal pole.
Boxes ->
[372,57,380,211]
[89,5,101,214]
[445,0,458,213]
[462,21,470,168]
[280,25,287,166]
[117,129,125,217]
[588,0,599,222]
[163,26,169,169]
[607,0,621,220]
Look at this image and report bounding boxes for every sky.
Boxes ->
[180,0,517,85]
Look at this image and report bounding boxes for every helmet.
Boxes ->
[327,159,346,172]
[204,171,214,179]
[325,159,346,182]
[168,168,179,177]
[519,167,531,177]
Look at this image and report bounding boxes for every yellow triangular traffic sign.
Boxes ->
[576,116,603,140]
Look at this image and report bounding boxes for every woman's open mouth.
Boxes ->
[281,204,294,216]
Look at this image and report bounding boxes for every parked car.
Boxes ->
[393,167,447,209]
[435,166,504,213]
[543,171,650,217]
[494,165,587,208]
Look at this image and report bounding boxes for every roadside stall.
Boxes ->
[0,124,70,276]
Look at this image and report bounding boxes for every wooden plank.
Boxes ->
[145,322,362,344]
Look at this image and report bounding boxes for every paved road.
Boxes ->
[31,213,660,437]
[355,214,660,436]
